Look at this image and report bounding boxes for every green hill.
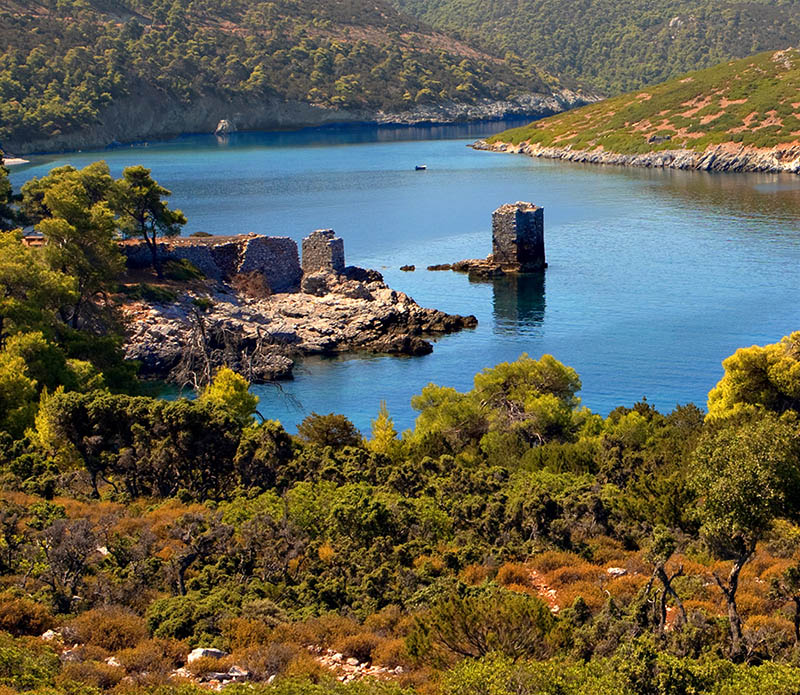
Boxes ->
[0,0,573,153]
[392,0,800,94]
[487,49,800,156]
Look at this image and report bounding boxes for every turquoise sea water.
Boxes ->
[11,122,800,432]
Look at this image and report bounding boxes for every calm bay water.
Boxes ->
[11,122,800,432]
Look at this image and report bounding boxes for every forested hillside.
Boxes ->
[392,0,800,94]
[0,0,578,153]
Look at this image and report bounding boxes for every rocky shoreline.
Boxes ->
[472,139,800,174]
[3,89,592,155]
[123,266,477,386]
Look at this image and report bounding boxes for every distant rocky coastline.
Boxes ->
[473,139,800,174]
[3,89,592,155]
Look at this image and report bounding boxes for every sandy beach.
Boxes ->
[2,157,30,166]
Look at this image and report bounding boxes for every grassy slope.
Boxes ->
[487,49,800,155]
[393,0,800,95]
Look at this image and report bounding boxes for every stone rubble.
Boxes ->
[309,646,403,684]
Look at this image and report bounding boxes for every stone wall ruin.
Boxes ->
[121,234,302,292]
[121,229,349,294]
[302,229,346,275]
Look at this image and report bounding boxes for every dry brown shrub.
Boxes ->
[606,574,649,603]
[554,580,606,612]
[743,550,783,580]
[744,614,794,653]
[683,599,720,617]
[115,638,186,675]
[673,556,712,577]
[67,606,148,651]
[283,651,327,683]
[460,563,493,585]
[397,664,438,694]
[372,638,411,669]
[70,644,110,662]
[271,614,359,648]
[0,593,54,636]
[232,271,271,299]
[586,536,628,566]
[57,661,125,689]
[186,655,234,678]
[57,499,124,525]
[223,617,273,649]
[736,590,770,618]
[530,550,583,574]
[545,562,602,589]
[230,643,299,680]
[333,632,381,663]
[363,605,403,637]
[145,501,206,540]
[759,558,794,583]
[496,563,531,588]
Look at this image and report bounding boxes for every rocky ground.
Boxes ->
[123,266,477,386]
[427,257,520,280]
[43,634,403,691]
[473,139,800,174]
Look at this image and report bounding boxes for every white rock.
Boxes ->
[187,647,228,663]
[346,657,359,666]
[40,629,58,641]
[607,567,627,578]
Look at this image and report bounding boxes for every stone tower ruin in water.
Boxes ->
[491,202,545,271]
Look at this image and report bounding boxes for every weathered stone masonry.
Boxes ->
[491,202,545,271]
[302,229,346,275]
[121,234,303,292]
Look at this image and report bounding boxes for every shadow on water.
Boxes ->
[624,167,800,226]
[469,271,547,335]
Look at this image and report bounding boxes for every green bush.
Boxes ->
[165,259,204,282]
[0,630,60,690]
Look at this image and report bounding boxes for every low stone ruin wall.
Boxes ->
[121,235,302,292]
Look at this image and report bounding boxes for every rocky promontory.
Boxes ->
[472,139,800,174]
[123,261,476,386]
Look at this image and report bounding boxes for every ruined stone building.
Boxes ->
[491,201,545,271]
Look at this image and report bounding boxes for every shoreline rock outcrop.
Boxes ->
[123,265,477,386]
[472,139,800,174]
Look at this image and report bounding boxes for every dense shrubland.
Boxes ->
[6,162,800,692]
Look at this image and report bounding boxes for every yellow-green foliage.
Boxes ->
[198,367,259,425]
[708,331,800,420]
[490,49,800,154]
